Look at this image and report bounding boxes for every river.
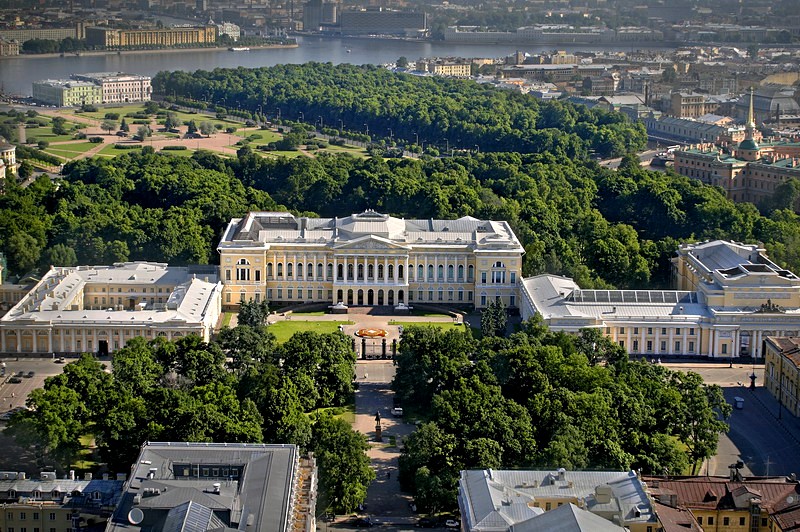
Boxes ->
[0,35,665,96]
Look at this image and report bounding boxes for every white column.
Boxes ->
[1,330,6,353]
[733,329,739,357]
[756,330,763,358]
[640,327,645,356]
[682,327,688,355]
[82,329,87,352]
[668,327,674,355]
[384,257,389,283]
[16,329,22,352]
[394,257,399,283]
[374,256,379,282]
[710,329,716,358]
[32,329,38,353]
[655,328,661,355]
[60,329,65,353]
[48,330,53,353]
[72,329,77,352]
[626,328,632,351]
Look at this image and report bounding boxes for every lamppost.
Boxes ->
[276,108,281,120]
[318,116,323,129]
[338,119,344,131]
[388,128,393,143]
[414,132,419,146]
[364,123,369,136]
[299,111,304,122]
[475,144,480,154]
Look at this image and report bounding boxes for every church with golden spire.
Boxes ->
[673,86,800,208]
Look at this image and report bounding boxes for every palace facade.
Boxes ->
[521,240,800,360]
[217,211,524,310]
[0,262,221,355]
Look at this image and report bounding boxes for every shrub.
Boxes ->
[114,144,140,150]
[132,120,150,125]
[104,112,120,120]
[161,145,188,151]
[88,136,104,143]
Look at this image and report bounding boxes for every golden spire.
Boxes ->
[747,87,755,129]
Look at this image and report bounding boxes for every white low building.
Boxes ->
[0,262,221,355]
[521,240,800,359]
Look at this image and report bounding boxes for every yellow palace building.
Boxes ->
[217,210,524,311]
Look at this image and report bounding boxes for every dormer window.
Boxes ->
[8,489,16,498]
[32,490,41,499]
[52,490,60,499]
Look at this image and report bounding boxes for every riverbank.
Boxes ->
[0,43,298,61]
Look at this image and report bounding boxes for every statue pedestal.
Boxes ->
[375,423,382,442]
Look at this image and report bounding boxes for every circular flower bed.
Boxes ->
[356,328,388,338]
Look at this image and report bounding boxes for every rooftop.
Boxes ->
[108,442,300,532]
[220,211,522,251]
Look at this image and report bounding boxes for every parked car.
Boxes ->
[320,513,335,523]
[445,520,460,529]
[391,407,404,417]
[55,357,66,363]
[416,518,438,528]
[26,371,35,378]
[8,377,22,383]
[350,517,373,528]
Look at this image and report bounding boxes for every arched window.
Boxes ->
[358,264,364,280]
[468,265,474,282]
[427,265,434,281]
[438,288,444,301]
[418,265,424,280]
[9,489,16,498]
[237,258,250,265]
[493,261,505,268]
[398,264,404,279]
[52,490,61,499]
[448,288,454,301]
[408,264,414,281]
[437,265,444,281]
[327,263,333,280]
[297,263,303,278]
[378,264,384,280]
[368,264,374,279]
[458,264,464,281]
[318,263,324,279]
[388,264,394,280]
[236,261,250,281]
[287,263,293,278]
[337,264,343,280]
[347,264,354,280]
[267,263,273,277]
[447,265,454,281]
[277,263,284,277]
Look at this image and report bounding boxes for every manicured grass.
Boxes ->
[395,322,472,334]
[98,143,143,156]
[290,311,328,316]
[310,404,356,424]
[267,320,352,343]
[44,141,99,157]
[260,149,305,159]
[221,312,234,328]
[320,143,369,157]
[28,125,83,143]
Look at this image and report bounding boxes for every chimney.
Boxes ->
[84,473,93,481]
[69,470,75,480]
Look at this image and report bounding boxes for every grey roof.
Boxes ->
[1,262,221,327]
[522,275,709,324]
[459,470,655,532]
[220,211,522,252]
[511,503,625,532]
[107,442,298,532]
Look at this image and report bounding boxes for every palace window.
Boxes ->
[458,265,464,281]
[398,265,404,279]
[388,264,394,280]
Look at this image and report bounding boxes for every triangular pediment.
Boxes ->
[333,235,410,251]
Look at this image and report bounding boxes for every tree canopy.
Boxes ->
[394,321,731,511]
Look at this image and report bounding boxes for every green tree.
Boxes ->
[51,117,68,136]
[311,413,375,513]
[397,56,409,68]
[40,243,78,267]
[136,124,152,140]
[199,121,215,136]
[238,299,270,327]
[120,118,130,132]
[100,119,117,135]
[164,112,180,131]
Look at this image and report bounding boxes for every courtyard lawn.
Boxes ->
[267,320,352,343]
[260,149,306,159]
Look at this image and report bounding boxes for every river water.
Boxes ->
[0,35,663,96]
